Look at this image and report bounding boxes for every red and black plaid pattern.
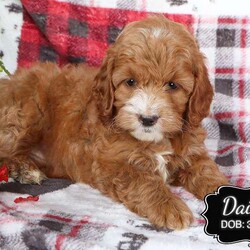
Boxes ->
[0,200,109,249]
[18,0,193,67]
[196,16,250,186]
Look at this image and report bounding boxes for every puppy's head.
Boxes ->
[94,16,213,142]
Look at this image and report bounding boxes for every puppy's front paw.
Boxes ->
[148,196,193,230]
[194,175,229,200]
[178,162,229,200]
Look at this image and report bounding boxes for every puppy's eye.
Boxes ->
[126,79,136,87]
[165,81,178,90]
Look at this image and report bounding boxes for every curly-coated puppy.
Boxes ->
[0,16,228,229]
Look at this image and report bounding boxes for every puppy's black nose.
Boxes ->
[139,115,159,127]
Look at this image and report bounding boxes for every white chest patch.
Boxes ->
[155,151,172,182]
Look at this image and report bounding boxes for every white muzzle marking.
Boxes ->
[124,89,165,142]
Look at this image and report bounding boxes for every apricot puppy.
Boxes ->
[0,16,228,230]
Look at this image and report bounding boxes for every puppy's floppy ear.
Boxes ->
[94,47,116,122]
[186,54,213,128]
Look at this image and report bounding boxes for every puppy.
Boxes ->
[0,16,228,230]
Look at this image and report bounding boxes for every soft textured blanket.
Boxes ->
[0,0,250,249]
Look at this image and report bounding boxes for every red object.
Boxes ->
[14,195,39,203]
[18,1,193,68]
[0,164,8,182]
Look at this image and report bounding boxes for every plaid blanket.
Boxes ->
[0,0,249,249]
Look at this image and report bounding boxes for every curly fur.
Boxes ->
[0,16,228,230]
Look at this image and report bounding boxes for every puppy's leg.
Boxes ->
[175,154,228,199]
[0,64,52,183]
[0,106,48,184]
[92,163,193,230]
